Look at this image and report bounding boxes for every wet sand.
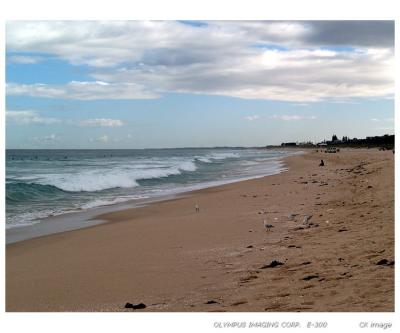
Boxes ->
[6,149,394,311]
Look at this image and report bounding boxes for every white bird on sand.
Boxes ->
[263,219,274,231]
[195,203,199,213]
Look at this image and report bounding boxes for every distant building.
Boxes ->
[281,142,297,147]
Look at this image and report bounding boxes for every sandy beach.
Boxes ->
[6,148,394,312]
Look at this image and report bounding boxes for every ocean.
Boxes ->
[6,148,297,230]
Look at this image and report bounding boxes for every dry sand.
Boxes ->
[6,149,394,312]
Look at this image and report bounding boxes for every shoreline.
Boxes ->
[6,191,182,244]
[6,148,394,311]
[6,151,294,244]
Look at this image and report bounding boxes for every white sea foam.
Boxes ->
[40,172,140,192]
[240,160,260,166]
[196,157,212,163]
[6,194,153,228]
[80,195,149,209]
[178,160,197,171]
[6,208,73,229]
[195,152,240,163]
[208,152,240,160]
[35,159,198,192]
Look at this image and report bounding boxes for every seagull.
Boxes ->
[263,219,274,231]
[195,203,199,213]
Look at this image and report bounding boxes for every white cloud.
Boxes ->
[43,134,57,141]
[90,46,393,102]
[79,118,124,127]
[6,110,61,124]
[271,114,317,121]
[370,117,394,122]
[8,55,44,64]
[97,135,109,143]
[6,110,126,129]
[33,133,59,142]
[6,81,158,100]
[5,21,394,102]
[244,115,259,121]
[374,126,394,132]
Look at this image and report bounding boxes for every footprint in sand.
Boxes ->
[239,275,258,284]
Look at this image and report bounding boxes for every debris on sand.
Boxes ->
[125,302,146,309]
[376,259,394,266]
[302,274,319,281]
[260,260,284,269]
[205,300,219,304]
[303,215,313,225]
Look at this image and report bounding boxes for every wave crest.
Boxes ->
[28,160,198,192]
[6,181,66,202]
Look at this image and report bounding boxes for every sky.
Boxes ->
[5,20,395,149]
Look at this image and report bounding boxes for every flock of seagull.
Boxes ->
[194,203,312,232]
[263,211,313,232]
